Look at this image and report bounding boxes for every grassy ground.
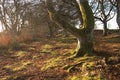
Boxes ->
[0,32,120,80]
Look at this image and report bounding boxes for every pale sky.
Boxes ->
[96,14,119,30]
[0,22,3,32]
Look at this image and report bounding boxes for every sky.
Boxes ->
[0,22,3,32]
[95,14,119,30]
[0,15,119,32]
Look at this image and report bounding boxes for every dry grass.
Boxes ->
[0,33,11,47]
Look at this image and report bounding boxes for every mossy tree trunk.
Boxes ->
[75,0,94,57]
[75,32,94,57]
[45,0,94,57]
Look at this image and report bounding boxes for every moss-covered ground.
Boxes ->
[0,31,120,80]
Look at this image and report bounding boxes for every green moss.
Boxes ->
[74,56,99,63]
[28,47,36,51]
[68,74,106,80]
[41,57,63,71]
[82,62,96,72]
[42,44,52,49]
[12,66,26,72]
[74,45,94,57]
[14,51,26,58]
[79,1,94,30]
[1,75,14,80]
[41,49,51,53]
[63,65,74,72]
[68,72,106,80]
[3,61,32,72]
[32,55,39,59]
[69,49,76,54]
[1,75,24,80]
[70,76,81,80]
[82,75,103,80]
[63,56,99,73]
[41,44,52,53]
[14,61,32,71]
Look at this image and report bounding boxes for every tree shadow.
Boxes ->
[105,35,120,43]
[95,50,120,65]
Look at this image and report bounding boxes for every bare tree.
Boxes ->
[0,0,28,35]
[45,0,95,57]
[92,0,115,36]
[109,0,120,31]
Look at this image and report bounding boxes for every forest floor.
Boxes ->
[0,31,120,80]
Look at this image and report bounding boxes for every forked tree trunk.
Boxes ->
[74,0,94,57]
[45,0,95,57]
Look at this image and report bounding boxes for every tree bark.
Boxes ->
[116,0,120,31]
[47,21,54,38]
[103,20,108,36]
[75,31,94,57]
[74,0,94,57]
[45,0,94,57]
[116,7,120,31]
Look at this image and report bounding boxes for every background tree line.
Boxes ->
[0,0,119,52]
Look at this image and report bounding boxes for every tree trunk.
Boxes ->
[48,22,54,38]
[63,29,68,37]
[45,0,95,57]
[103,21,108,36]
[116,0,120,31]
[75,31,94,57]
[74,0,94,57]
[116,8,120,31]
